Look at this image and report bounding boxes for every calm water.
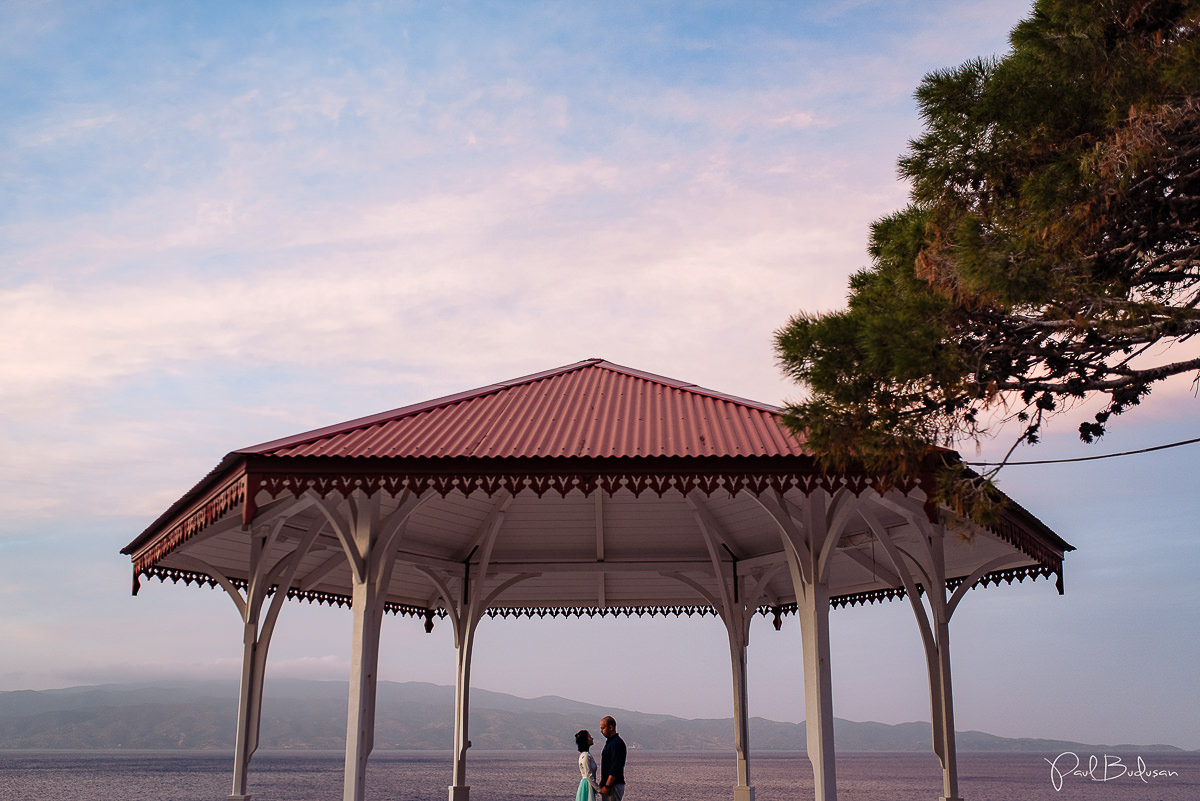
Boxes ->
[2,749,1197,801]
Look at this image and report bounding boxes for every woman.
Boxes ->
[574,729,600,801]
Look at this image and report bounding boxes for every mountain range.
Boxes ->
[0,680,1185,753]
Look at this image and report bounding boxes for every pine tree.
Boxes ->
[775,0,1200,513]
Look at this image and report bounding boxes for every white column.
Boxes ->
[329,491,417,801]
[860,496,966,801]
[931,610,960,801]
[228,532,266,801]
[757,489,843,801]
[925,526,961,801]
[797,577,836,801]
[409,560,505,801]
[442,492,512,801]
[689,491,759,801]
[229,616,264,801]
[178,508,320,801]
[344,569,386,801]
[449,613,479,801]
[727,620,754,801]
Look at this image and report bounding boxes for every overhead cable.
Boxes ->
[964,435,1200,466]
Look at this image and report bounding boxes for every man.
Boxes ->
[597,715,626,800]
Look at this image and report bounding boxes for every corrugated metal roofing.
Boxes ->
[241,359,809,459]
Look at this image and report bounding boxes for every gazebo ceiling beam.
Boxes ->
[594,492,607,608]
[451,491,513,563]
[167,513,246,556]
[840,545,902,588]
[686,492,745,560]
[481,559,730,574]
[310,531,345,551]
[743,564,786,612]
[248,496,312,530]
[866,489,935,535]
[480,573,542,609]
[275,520,337,544]
[593,491,606,561]
[735,551,789,573]
[299,551,348,592]
[395,549,468,575]
[412,566,459,627]
[309,493,364,583]
[753,492,811,584]
[816,489,853,585]
[661,572,721,608]
[750,576,782,609]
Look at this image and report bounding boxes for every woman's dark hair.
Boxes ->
[574,729,591,752]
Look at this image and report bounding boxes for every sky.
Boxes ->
[2,0,1197,754]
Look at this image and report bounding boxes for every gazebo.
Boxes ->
[122,358,1071,801]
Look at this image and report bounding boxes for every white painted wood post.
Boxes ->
[441,572,533,801]
[728,620,755,801]
[330,491,418,801]
[926,525,961,801]
[440,492,512,801]
[756,489,842,801]
[176,506,321,801]
[344,569,386,801]
[410,557,526,801]
[449,614,479,801]
[229,616,262,801]
[860,496,968,801]
[797,576,837,801]
[688,490,759,801]
[229,531,265,801]
[932,610,960,801]
[728,564,785,801]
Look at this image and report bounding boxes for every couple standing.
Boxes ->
[575,715,626,801]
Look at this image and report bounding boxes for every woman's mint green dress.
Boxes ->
[577,751,598,801]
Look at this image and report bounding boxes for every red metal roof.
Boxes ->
[240,359,809,459]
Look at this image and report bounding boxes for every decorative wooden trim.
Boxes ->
[950,563,1062,593]
[132,463,1063,600]
[132,466,895,577]
[984,516,1066,585]
[128,455,924,575]
[484,604,720,619]
[132,474,247,577]
[251,469,899,503]
[138,566,431,618]
[829,564,1060,609]
[140,562,1060,622]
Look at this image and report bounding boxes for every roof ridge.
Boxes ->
[236,359,603,454]
[590,360,782,414]
[237,358,780,455]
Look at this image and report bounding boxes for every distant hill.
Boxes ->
[0,680,1184,753]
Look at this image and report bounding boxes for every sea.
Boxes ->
[2,749,1197,801]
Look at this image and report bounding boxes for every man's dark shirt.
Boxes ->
[601,732,626,786]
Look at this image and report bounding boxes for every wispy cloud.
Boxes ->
[0,0,965,527]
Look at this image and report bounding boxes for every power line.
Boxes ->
[964,435,1200,466]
